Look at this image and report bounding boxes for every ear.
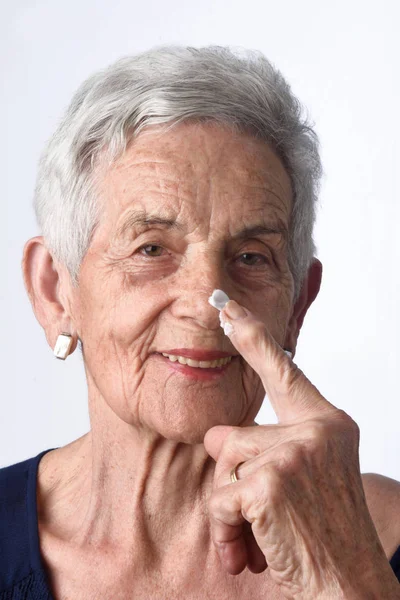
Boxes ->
[284,258,322,355]
[21,236,79,354]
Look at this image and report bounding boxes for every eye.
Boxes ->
[238,253,269,267]
[138,244,165,258]
[135,245,270,267]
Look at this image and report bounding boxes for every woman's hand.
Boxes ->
[204,299,400,599]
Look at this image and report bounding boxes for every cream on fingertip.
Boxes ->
[218,309,234,336]
[209,289,234,336]
[222,321,234,336]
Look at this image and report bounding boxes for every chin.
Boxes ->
[152,414,234,445]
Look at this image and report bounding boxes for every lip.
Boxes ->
[153,352,238,381]
[156,348,236,360]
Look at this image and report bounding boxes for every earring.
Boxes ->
[54,333,73,360]
[283,348,293,359]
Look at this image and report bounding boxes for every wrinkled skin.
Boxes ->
[204,301,400,597]
[77,121,298,444]
[22,121,327,597]
[28,119,308,445]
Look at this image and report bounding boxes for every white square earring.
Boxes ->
[54,333,73,360]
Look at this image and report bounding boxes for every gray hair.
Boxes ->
[33,45,322,302]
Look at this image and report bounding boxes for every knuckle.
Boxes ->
[244,465,279,520]
[351,418,360,441]
[300,412,360,454]
[222,428,261,462]
[336,409,359,432]
[227,428,242,446]
[302,419,329,444]
[338,411,360,446]
[216,428,243,464]
[259,465,282,504]
[331,410,360,445]
[276,442,304,472]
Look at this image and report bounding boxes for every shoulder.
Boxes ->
[361,472,400,561]
[0,450,55,592]
[0,455,34,590]
[0,454,32,520]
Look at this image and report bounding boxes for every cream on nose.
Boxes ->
[208,289,230,311]
[208,289,234,336]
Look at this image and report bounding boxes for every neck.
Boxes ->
[39,400,218,570]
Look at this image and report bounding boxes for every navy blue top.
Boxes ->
[0,449,399,599]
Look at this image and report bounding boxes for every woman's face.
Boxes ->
[73,121,294,443]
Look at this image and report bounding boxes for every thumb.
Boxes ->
[204,425,237,462]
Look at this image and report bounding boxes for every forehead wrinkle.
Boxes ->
[112,139,197,177]
[110,154,197,202]
[114,159,172,172]
[239,174,291,196]
[243,202,288,224]
[108,188,291,250]
[111,169,291,237]
[114,141,291,200]
[103,132,292,243]
[108,131,292,201]
[240,186,290,212]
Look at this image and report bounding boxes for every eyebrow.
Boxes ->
[115,210,287,240]
[115,210,185,237]
[232,224,287,240]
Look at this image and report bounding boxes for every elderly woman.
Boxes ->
[1,45,399,599]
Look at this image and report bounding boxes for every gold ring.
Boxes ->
[230,461,245,483]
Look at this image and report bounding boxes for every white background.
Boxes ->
[1,1,399,479]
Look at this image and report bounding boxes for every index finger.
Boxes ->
[208,290,337,423]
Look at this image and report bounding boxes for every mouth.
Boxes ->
[152,352,239,381]
[157,348,236,361]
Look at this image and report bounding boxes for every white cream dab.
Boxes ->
[208,289,234,336]
[208,289,230,311]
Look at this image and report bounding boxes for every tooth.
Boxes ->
[161,353,233,368]
[186,358,199,367]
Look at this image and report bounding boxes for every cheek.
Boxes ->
[250,285,293,343]
[77,288,162,423]
[77,271,161,365]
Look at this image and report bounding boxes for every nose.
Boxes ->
[175,249,231,329]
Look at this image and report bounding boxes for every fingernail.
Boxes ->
[223,300,247,320]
